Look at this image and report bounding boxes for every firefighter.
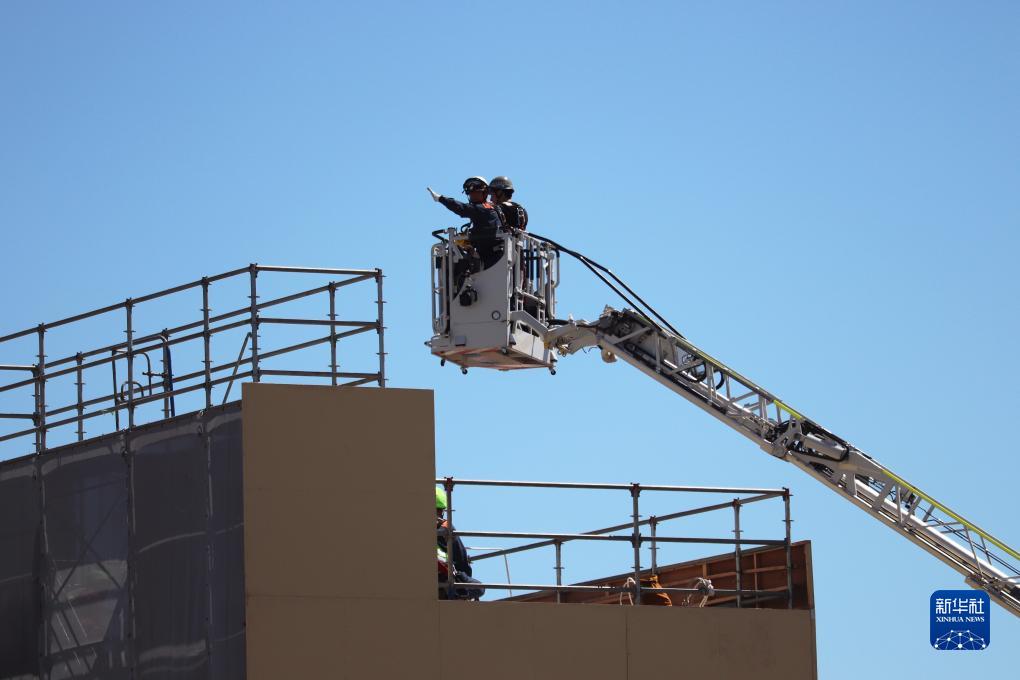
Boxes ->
[428,177,505,268]
[427,177,503,237]
[488,176,528,232]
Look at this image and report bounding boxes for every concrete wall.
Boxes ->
[242,384,816,679]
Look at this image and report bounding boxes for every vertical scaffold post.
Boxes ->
[201,278,212,408]
[111,349,121,431]
[160,330,172,421]
[125,300,135,429]
[444,477,455,599]
[649,516,659,575]
[733,499,742,608]
[328,282,338,386]
[75,352,84,441]
[554,540,563,604]
[631,483,642,605]
[36,325,46,452]
[376,268,386,387]
[784,488,794,609]
[248,266,260,382]
[34,330,49,676]
[33,324,48,675]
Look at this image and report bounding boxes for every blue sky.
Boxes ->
[2,1,1018,674]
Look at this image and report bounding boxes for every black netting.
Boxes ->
[0,403,245,680]
[206,414,245,680]
[42,439,129,680]
[0,457,41,679]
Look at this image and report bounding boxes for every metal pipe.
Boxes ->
[249,265,260,383]
[471,492,782,562]
[376,268,386,387]
[42,331,364,421]
[259,369,377,380]
[461,582,789,598]
[258,318,376,327]
[255,265,378,276]
[650,517,658,575]
[452,531,781,546]
[554,540,563,604]
[784,489,794,609]
[111,349,121,431]
[444,478,455,600]
[202,278,212,409]
[2,282,364,384]
[478,583,632,593]
[0,266,386,447]
[0,370,258,444]
[328,283,338,386]
[632,484,642,605]
[0,266,251,344]
[125,301,135,429]
[1,318,252,392]
[75,352,84,441]
[733,499,742,608]
[432,479,785,494]
[222,333,251,405]
[36,326,46,452]
[32,365,41,454]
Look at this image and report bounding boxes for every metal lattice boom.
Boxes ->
[528,306,1020,617]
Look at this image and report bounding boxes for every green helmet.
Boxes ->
[436,487,448,510]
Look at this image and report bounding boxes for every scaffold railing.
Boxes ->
[0,264,385,455]
[436,478,794,608]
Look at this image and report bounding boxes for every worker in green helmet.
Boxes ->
[435,486,484,600]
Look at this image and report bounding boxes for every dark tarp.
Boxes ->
[0,458,41,677]
[0,403,246,680]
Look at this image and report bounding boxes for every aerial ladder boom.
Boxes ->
[518,305,1020,617]
[427,228,1020,616]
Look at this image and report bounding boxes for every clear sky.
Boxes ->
[2,1,1018,675]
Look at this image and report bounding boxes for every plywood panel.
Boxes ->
[242,384,436,600]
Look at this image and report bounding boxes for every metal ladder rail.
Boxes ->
[539,307,1020,617]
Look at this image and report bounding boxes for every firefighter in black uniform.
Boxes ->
[488,176,528,233]
[428,177,505,268]
[428,176,502,236]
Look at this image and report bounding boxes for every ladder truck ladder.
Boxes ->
[515,305,1020,617]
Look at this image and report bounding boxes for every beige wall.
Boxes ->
[242,384,816,679]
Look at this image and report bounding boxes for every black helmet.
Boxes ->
[489,176,514,193]
[462,176,488,194]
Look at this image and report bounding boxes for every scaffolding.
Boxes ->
[437,477,797,608]
[0,264,385,456]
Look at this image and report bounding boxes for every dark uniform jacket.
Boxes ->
[437,196,503,236]
[495,201,528,232]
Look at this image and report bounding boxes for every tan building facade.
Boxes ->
[242,384,818,679]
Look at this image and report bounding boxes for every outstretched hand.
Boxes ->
[427,187,441,202]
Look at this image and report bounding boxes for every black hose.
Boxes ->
[527,231,685,339]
